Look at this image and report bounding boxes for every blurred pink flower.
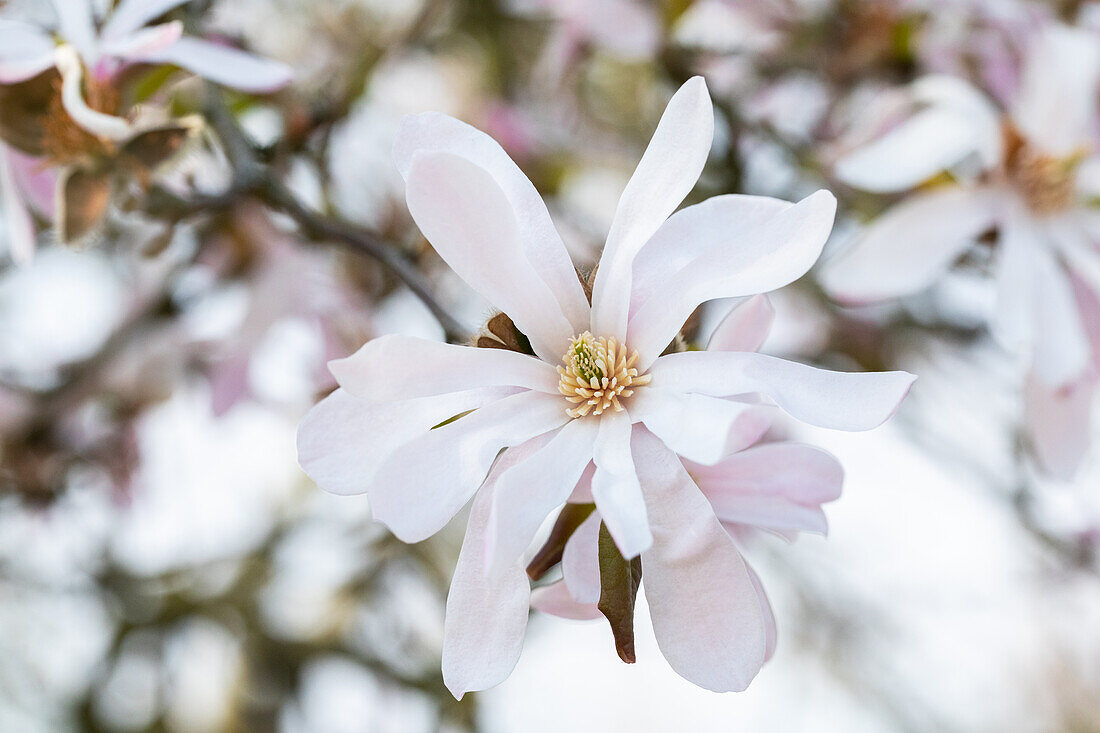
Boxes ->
[0,144,55,265]
[298,77,914,696]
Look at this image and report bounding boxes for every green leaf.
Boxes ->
[525,503,595,580]
[597,522,642,664]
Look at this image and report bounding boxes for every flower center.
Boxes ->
[557,332,651,418]
[1002,126,1080,215]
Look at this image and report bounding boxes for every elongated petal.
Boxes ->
[8,148,56,215]
[591,411,651,558]
[1030,243,1089,387]
[648,351,916,431]
[405,152,575,361]
[530,581,601,620]
[634,428,766,692]
[102,0,190,40]
[1026,374,1095,480]
[745,563,777,663]
[485,417,599,574]
[628,190,836,368]
[0,145,36,265]
[691,442,844,506]
[370,390,569,543]
[821,186,999,304]
[707,295,775,353]
[142,37,293,92]
[329,334,559,401]
[296,387,508,496]
[394,112,589,334]
[0,22,56,83]
[442,454,531,699]
[991,210,1036,350]
[52,0,97,60]
[591,76,713,340]
[55,46,133,140]
[1011,25,1100,156]
[562,511,601,604]
[99,21,183,59]
[630,388,772,465]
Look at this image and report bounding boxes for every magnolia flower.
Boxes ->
[530,294,845,667]
[824,24,1100,475]
[0,143,53,264]
[298,77,915,696]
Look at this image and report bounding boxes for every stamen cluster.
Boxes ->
[1003,127,1078,215]
[557,332,651,418]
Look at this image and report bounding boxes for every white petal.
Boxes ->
[442,459,531,699]
[1025,374,1095,480]
[530,581,601,621]
[991,212,1036,350]
[567,462,595,503]
[52,0,97,60]
[628,190,836,369]
[394,112,589,335]
[630,388,773,465]
[99,21,182,59]
[370,390,569,543]
[648,351,916,431]
[821,186,1000,304]
[0,22,56,83]
[562,511,601,604]
[296,387,507,496]
[691,442,844,506]
[744,563,777,663]
[102,0,190,40]
[329,334,559,401]
[591,76,714,340]
[591,411,652,558]
[1030,243,1090,387]
[485,417,599,574]
[55,46,133,140]
[141,37,293,92]
[1011,25,1100,156]
[0,146,36,265]
[707,295,775,353]
[404,151,576,362]
[634,428,767,692]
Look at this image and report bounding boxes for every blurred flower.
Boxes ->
[299,77,914,696]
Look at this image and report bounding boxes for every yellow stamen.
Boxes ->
[557,332,651,418]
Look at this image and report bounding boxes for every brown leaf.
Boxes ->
[0,70,60,157]
[597,522,642,664]
[118,123,194,177]
[484,311,534,355]
[58,166,112,244]
[525,502,595,580]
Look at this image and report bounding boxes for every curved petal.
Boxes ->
[1026,374,1095,480]
[745,563,777,663]
[530,580,601,621]
[485,417,599,574]
[52,0,97,61]
[630,388,773,465]
[627,190,836,368]
[1030,243,1089,387]
[394,112,589,334]
[634,428,767,692]
[8,148,56,216]
[1011,25,1100,156]
[99,21,183,59]
[707,295,775,353]
[562,511,601,604]
[591,76,713,340]
[567,462,595,504]
[648,351,916,431]
[329,334,559,401]
[404,151,575,362]
[691,442,844,507]
[369,390,569,543]
[141,37,293,92]
[991,210,1037,351]
[0,145,36,265]
[442,454,532,699]
[102,0,191,40]
[296,387,508,497]
[0,22,56,83]
[821,186,1000,304]
[591,411,652,558]
[55,46,133,140]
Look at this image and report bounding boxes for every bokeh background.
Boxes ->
[2,0,1100,730]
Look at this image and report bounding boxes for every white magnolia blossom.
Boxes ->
[298,77,915,696]
[825,23,1100,475]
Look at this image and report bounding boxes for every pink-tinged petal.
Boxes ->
[991,212,1036,351]
[634,428,767,692]
[1010,25,1100,156]
[591,411,652,558]
[404,152,575,362]
[1030,244,1089,387]
[370,390,569,543]
[707,492,827,534]
[530,581,602,621]
[908,75,1003,167]
[628,195,789,317]
[648,351,916,431]
[102,0,191,40]
[296,387,509,497]
[329,334,559,401]
[562,511,601,604]
[0,22,56,83]
[821,186,999,304]
[691,442,844,506]
[1026,374,1095,480]
[52,0,97,60]
[8,149,56,216]
[591,76,714,340]
[99,21,183,59]
[0,146,36,265]
[707,295,775,353]
[394,113,589,335]
[442,455,531,699]
[744,563,777,663]
[628,190,836,369]
[55,46,133,140]
[579,0,660,58]
[630,388,773,465]
[485,417,599,574]
[567,462,595,503]
[141,37,293,92]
